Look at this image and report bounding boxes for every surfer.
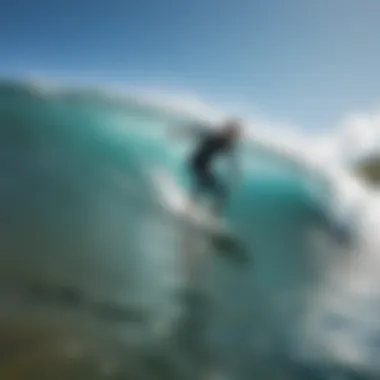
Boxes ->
[185,118,243,218]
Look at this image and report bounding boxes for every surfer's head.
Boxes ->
[221,118,242,140]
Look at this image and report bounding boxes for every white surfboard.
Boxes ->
[178,208,231,238]
[152,168,247,258]
[177,209,247,259]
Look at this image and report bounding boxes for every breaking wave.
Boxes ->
[0,79,378,379]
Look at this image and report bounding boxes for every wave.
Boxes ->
[0,78,378,379]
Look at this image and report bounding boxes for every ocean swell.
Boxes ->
[0,79,375,379]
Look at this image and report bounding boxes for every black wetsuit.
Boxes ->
[189,132,235,199]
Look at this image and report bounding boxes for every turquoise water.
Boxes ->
[0,80,368,379]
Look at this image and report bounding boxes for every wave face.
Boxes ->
[0,80,372,379]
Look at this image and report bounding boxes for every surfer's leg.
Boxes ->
[186,164,207,214]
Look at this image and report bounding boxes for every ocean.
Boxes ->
[0,79,377,379]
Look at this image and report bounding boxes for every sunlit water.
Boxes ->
[0,80,378,379]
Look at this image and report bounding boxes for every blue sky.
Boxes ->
[1,0,380,130]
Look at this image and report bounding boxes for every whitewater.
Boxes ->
[1,79,380,379]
